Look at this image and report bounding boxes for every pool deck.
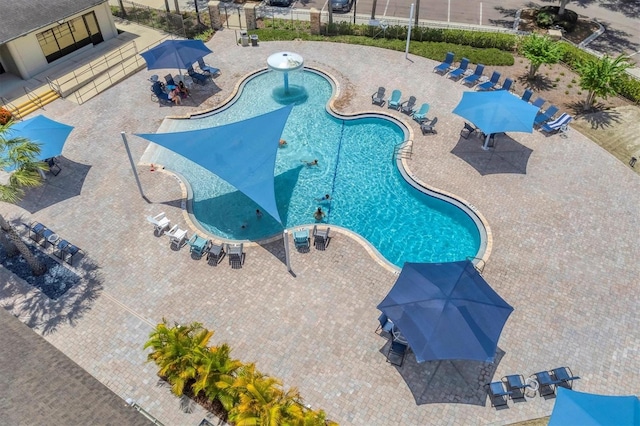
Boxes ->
[1,26,640,425]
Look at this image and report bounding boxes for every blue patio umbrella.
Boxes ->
[452,90,540,149]
[549,388,640,426]
[140,39,213,74]
[377,261,514,363]
[4,115,74,163]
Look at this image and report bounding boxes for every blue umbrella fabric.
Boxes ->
[4,115,74,165]
[135,105,294,224]
[377,261,514,363]
[140,39,213,72]
[549,388,640,426]
[452,91,540,149]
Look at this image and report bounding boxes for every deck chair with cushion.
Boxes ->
[421,117,438,135]
[530,371,557,397]
[400,96,417,115]
[486,381,512,407]
[55,239,82,265]
[460,122,478,139]
[386,340,408,366]
[387,90,402,110]
[151,81,171,105]
[448,58,469,80]
[497,77,513,92]
[164,74,176,87]
[312,225,330,250]
[462,64,485,86]
[227,243,245,268]
[28,221,47,243]
[503,374,527,400]
[533,105,559,126]
[412,103,430,122]
[433,52,454,74]
[477,71,501,91]
[147,212,171,236]
[520,88,533,103]
[166,225,188,249]
[187,65,209,85]
[206,242,225,266]
[541,113,572,135]
[293,228,310,251]
[531,97,546,109]
[196,57,220,76]
[371,87,386,106]
[187,234,210,258]
[550,367,580,389]
[375,312,394,336]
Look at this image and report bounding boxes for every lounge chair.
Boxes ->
[375,312,394,336]
[462,64,485,86]
[371,87,386,106]
[412,103,430,122]
[486,381,512,407]
[166,225,188,249]
[206,242,225,265]
[387,89,402,110]
[433,52,454,74]
[448,58,469,80]
[497,77,513,92]
[531,97,546,108]
[46,157,61,176]
[28,221,47,243]
[400,96,417,115]
[521,88,533,103]
[502,374,527,400]
[312,225,330,250]
[227,243,245,268]
[531,371,557,397]
[196,57,220,76]
[460,122,478,139]
[146,212,171,236]
[540,113,572,135]
[151,82,171,105]
[164,74,176,87]
[293,228,310,251]
[187,65,209,85]
[386,340,408,366]
[533,105,559,126]
[187,234,210,258]
[55,239,81,265]
[477,71,501,91]
[550,367,580,389]
[421,117,438,135]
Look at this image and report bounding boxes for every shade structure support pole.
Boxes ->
[482,133,491,150]
[405,3,414,59]
[283,229,295,276]
[120,132,146,201]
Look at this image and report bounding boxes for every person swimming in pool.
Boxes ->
[302,159,318,167]
[315,194,331,202]
[279,139,287,147]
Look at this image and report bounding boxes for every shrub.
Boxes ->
[536,11,555,28]
[0,107,12,125]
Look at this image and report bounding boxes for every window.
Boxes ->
[36,11,103,63]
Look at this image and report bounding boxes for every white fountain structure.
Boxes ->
[267,52,307,102]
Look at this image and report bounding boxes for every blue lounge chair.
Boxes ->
[497,77,513,92]
[55,239,82,265]
[486,381,512,407]
[197,57,220,76]
[551,367,580,389]
[187,65,209,85]
[164,74,176,87]
[386,340,408,366]
[151,82,171,105]
[387,89,402,110]
[400,96,417,115]
[448,58,469,80]
[531,371,557,397]
[541,113,572,135]
[521,88,533,102]
[188,234,210,258]
[293,228,310,251]
[531,97,546,108]
[462,64,485,86]
[372,87,386,106]
[477,71,501,91]
[533,105,559,126]
[375,313,394,335]
[502,374,527,400]
[412,103,430,122]
[433,52,454,74]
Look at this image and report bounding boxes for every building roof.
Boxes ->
[0,0,106,44]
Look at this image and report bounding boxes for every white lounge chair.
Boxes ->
[147,212,170,236]
[540,113,572,136]
[166,224,188,249]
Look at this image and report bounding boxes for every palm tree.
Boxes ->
[520,34,562,80]
[0,119,47,275]
[191,343,243,410]
[577,54,632,112]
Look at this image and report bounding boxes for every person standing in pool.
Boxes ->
[256,209,263,219]
[314,207,326,221]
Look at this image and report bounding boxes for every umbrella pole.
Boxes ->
[120,132,146,200]
[482,133,491,150]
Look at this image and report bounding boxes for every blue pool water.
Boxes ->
[152,69,481,266]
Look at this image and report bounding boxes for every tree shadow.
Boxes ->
[566,101,622,128]
[600,0,640,18]
[489,6,518,28]
[515,73,555,92]
[587,22,639,57]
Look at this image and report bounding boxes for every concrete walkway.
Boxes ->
[1,27,639,426]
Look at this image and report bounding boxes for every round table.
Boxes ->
[392,325,408,345]
[525,377,539,398]
[47,233,59,246]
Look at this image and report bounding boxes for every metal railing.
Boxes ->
[23,87,45,111]
[393,140,413,160]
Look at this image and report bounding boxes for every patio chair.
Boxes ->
[196,57,220,76]
[187,234,210,258]
[166,225,188,249]
[412,103,430,122]
[476,71,501,91]
[530,371,557,397]
[164,74,176,87]
[531,97,546,109]
[400,96,417,115]
[387,89,402,110]
[206,242,225,266]
[550,367,580,389]
[46,157,61,176]
[421,117,438,135]
[497,77,513,92]
[188,65,209,85]
[375,312,394,336]
[28,221,47,243]
[533,105,559,126]
[460,122,478,139]
[227,243,245,268]
[462,64,485,86]
[486,381,512,408]
[521,88,533,103]
[55,239,81,265]
[386,340,408,366]
[371,87,386,106]
[541,113,572,135]
[312,225,330,250]
[448,58,469,80]
[151,81,171,105]
[146,212,171,236]
[293,228,310,251]
[502,374,527,400]
[433,52,454,74]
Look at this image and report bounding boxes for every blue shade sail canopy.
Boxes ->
[140,39,213,71]
[549,388,640,426]
[452,91,540,147]
[135,105,294,224]
[377,261,514,363]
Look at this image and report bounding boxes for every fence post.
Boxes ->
[245,3,257,30]
[309,8,321,35]
[118,0,127,17]
[208,1,223,30]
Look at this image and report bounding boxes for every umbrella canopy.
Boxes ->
[140,39,213,72]
[135,105,294,224]
[549,388,640,426]
[452,91,540,149]
[377,261,514,363]
[5,115,74,162]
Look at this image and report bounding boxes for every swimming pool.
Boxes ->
[149,69,483,267]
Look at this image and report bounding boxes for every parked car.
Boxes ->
[269,0,293,6]
[331,0,352,11]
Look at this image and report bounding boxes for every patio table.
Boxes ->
[392,325,408,345]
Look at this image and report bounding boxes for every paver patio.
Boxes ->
[1,26,639,425]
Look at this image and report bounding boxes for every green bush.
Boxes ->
[536,11,555,28]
